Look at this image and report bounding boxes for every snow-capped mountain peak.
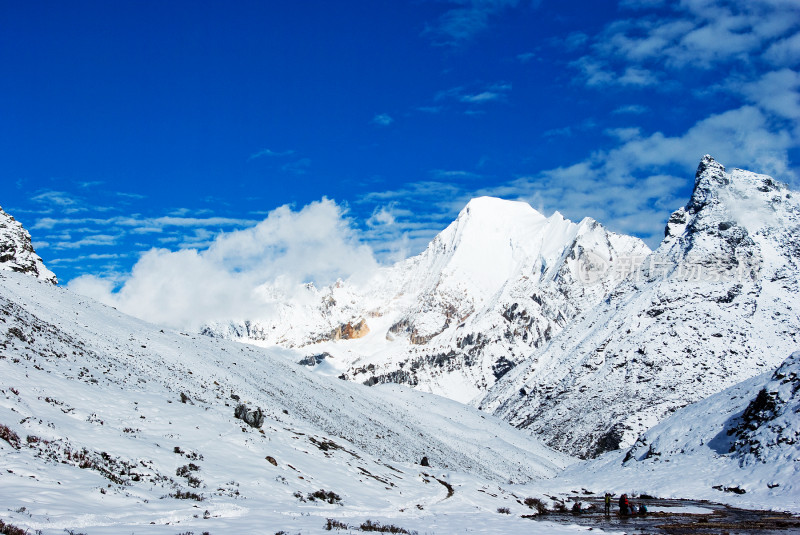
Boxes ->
[202,196,649,404]
[421,196,550,298]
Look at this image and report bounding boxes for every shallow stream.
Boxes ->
[533,496,800,534]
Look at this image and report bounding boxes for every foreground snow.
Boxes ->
[1,271,609,534]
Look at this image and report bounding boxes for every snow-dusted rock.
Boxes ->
[0,205,57,284]
[481,156,800,458]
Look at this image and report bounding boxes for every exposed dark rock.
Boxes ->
[234,403,265,428]
[298,352,330,367]
[492,356,516,380]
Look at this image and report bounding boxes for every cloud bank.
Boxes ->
[69,199,379,330]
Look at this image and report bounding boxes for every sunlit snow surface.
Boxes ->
[0,271,606,534]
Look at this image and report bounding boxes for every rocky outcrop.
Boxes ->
[0,206,57,284]
[729,351,800,463]
[330,319,370,341]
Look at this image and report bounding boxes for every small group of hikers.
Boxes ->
[604,493,647,516]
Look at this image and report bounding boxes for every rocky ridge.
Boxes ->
[480,156,800,458]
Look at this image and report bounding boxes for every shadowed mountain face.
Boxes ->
[480,156,800,458]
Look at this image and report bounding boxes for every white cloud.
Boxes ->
[249,148,295,160]
[417,106,444,114]
[357,181,469,259]
[599,106,794,179]
[372,113,394,126]
[516,52,536,62]
[33,215,259,231]
[367,205,398,227]
[116,192,146,200]
[424,0,521,45]
[604,127,643,142]
[68,199,380,330]
[736,68,800,120]
[470,105,796,246]
[763,32,800,66]
[281,158,312,175]
[612,104,648,114]
[572,58,660,87]
[564,31,589,50]
[31,191,85,214]
[47,253,124,264]
[430,169,482,180]
[51,234,121,250]
[436,82,512,106]
[461,91,500,103]
[573,0,800,86]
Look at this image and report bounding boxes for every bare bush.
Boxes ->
[0,424,21,449]
[324,518,348,530]
[0,519,27,535]
[524,497,548,515]
[306,489,341,504]
[359,519,418,534]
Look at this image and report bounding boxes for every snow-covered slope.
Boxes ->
[550,351,800,513]
[0,270,580,534]
[481,156,800,458]
[0,205,57,284]
[205,197,649,404]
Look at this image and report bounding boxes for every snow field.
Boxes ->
[0,271,594,534]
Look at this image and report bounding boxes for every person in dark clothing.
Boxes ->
[619,493,630,515]
[604,493,611,516]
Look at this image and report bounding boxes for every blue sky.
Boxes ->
[3,0,799,297]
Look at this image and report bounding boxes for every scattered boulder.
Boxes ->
[297,353,330,367]
[234,403,265,428]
